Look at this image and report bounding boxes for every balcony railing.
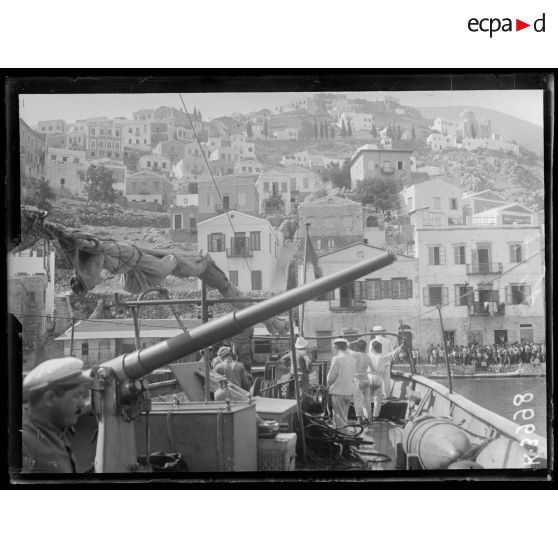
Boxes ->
[226,247,253,258]
[466,262,503,274]
[468,302,505,316]
[330,300,367,312]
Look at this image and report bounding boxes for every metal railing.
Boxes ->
[468,302,505,316]
[330,299,367,312]
[466,262,503,274]
[226,247,253,258]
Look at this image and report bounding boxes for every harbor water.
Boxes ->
[434,375,548,437]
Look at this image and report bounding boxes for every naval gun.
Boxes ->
[89,252,396,472]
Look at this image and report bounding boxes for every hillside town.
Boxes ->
[11,92,546,372]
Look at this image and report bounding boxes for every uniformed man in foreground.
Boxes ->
[22,357,93,473]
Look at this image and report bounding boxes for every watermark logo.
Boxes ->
[468,13,546,37]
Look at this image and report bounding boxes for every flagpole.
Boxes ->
[299,223,310,336]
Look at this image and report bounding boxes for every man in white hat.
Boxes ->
[350,337,375,426]
[280,336,315,393]
[368,325,392,358]
[213,346,251,391]
[369,339,404,419]
[22,357,93,473]
[326,338,356,429]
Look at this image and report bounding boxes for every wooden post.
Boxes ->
[201,280,211,403]
[69,317,76,356]
[130,307,142,351]
[288,309,308,468]
[436,305,453,394]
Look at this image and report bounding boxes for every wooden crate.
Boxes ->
[258,433,297,471]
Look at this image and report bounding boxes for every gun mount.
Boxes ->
[90,252,396,472]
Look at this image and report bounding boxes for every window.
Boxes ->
[424,285,448,306]
[428,245,446,265]
[100,128,105,135]
[506,284,531,305]
[444,330,456,346]
[327,239,335,250]
[397,161,403,170]
[454,245,466,264]
[60,178,65,186]
[281,182,288,192]
[519,325,533,343]
[173,214,183,229]
[81,342,89,356]
[263,182,270,193]
[494,330,508,344]
[365,279,381,300]
[449,198,458,210]
[249,231,261,251]
[208,233,225,252]
[289,177,296,189]
[50,154,56,161]
[392,278,412,299]
[510,243,523,263]
[251,270,262,290]
[229,271,238,287]
[73,158,80,164]
[455,284,473,306]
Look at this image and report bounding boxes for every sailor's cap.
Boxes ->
[23,357,92,394]
[333,338,349,345]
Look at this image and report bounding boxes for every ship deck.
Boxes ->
[360,420,400,471]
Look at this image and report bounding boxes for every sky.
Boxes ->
[19,90,544,127]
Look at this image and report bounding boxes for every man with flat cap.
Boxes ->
[22,357,93,473]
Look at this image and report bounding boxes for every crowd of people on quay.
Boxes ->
[393,341,545,369]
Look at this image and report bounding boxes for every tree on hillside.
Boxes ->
[324,123,329,139]
[353,178,401,211]
[22,176,56,212]
[347,118,353,136]
[300,120,314,140]
[471,125,477,139]
[263,119,269,137]
[319,121,324,138]
[246,120,253,138]
[411,123,416,139]
[330,126,335,139]
[313,118,318,138]
[341,119,347,137]
[321,159,351,189]
[78,164,117,203]
[396,125,402,140]
[370,123,378,138]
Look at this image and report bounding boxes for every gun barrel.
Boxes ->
[102,252,396,382]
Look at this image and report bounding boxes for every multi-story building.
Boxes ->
[273,126,300,141]
[337,112,375,132]
[414,200,544,348]
[120,119,151,152]
[274,96,316,114]
[175,125,195,142]
[431,117,457,136]
[208,159,235,177]
[138,153,172,175]
[198,210,282,292]
[88,158,127,195]
[125,170,173,207]
[208,134,255,164]
[37,119,67,135]
[297,195,364,254]
[19,118,46,179]
[46,133,68,150]
[67,130,88,151]
[299,242,419,356]
[87,120,123,160]
[168,205,199,242]
[153,139,187,163]
[45,148,87,195]
[172,143,211,179]
[197,174,259,222]
[150,121,174,147]
[153,106,191,127]
[256,166,320,214]
[349,144,413,187]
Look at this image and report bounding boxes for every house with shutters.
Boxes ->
[197,210,282,292]
[299,242,419,357]
[349,143,413,187]
[125,170,173,208]
[414,201,544,348]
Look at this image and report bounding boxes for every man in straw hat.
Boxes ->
[326,338,356,429]
[22,357,93,473]
[213,346,251,391]
[280,336,315,393]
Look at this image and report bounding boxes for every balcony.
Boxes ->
[468,302,505,317]
[226,247,253,258]
[329,300,367,313]
[466,262,503,274]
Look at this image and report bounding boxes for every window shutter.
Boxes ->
[454,285,460,305]
[406,279,412,298]
[423,287,430,306]
[440,246,446,265]
[524,285,531,305]
[354,281,361,300]
[454,246,460,265]
[472,249,478,264]
[207,234,211,252]
[385,280,393,299]
[428,247,434,265]
[505,286,511,305]
[442,287,449,305]
[380,280,387,299]
[509,244,514,263]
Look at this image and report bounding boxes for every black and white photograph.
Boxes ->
[6,75,552,482]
